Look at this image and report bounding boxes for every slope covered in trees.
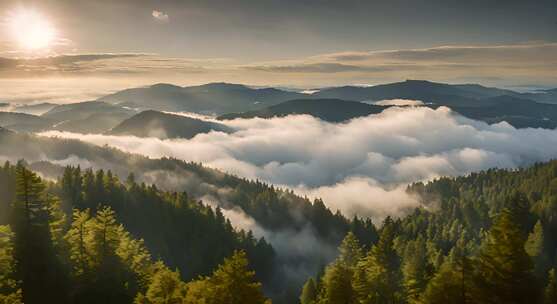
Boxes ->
[0,162,271,304]
[304,160,557,303]
[0,158,378,303]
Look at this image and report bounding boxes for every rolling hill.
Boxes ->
[311,80,523,105]
[0,111,53,132]
[218,99,390,122]
[108,110,231,139]
[444,95,557,128]
[42,101,137,133]
[13,102,58,115]
[99,82,305,114]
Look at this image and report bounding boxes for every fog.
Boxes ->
[38,106,557,221]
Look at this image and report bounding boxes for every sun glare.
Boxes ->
[7,8,56,50]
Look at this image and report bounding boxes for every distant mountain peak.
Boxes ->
[150,83,183,90]
[196,82,250,90]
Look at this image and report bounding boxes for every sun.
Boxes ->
[7,8,57,50]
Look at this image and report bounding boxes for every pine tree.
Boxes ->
[317,232,362,304]
[525,220,548,278]
[472,208,539,304]
[65,209,94,278]
[402,237,432,303]
[421,254,472,304]
[183,250,270,304]
[135,267,185,304]
[544,269,557,304]
[0,225,22,304]
[12,163,69,304]
[338,232,363,267]
[300,277,318,304]
[353,218,402,304]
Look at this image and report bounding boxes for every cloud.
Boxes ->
[374,99,424,106]
[201,192,337,283]
[295,177,419,220]
[37,106,557,222]
[241,42,557,86]
[318,43,557,64]
[243,62,396,73]
[1,42,556,88]
[152,10,169,22]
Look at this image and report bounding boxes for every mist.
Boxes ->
[38,106,557,221]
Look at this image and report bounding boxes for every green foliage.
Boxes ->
[525,220,549,278]
[310,160,557,304]
[316,233,362,304]
[354,218,403,304]
[421,256,471,304]
[135,267,185,304]
[544,269,557,304]
[300,277,318,304]
[402,237,432,303]
[183,251,271,304]
[0,225,22,304]
[58,166,275,282]
[12,163,70,303]
[471,208,539,303]
[0,163,271,304]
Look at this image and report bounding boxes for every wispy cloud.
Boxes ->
[243,42,557,86]
[0,42,556,88]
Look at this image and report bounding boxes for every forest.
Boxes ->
[2,159,557,303]
[301,161,557,304]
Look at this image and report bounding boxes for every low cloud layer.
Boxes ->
[38,106,557,221]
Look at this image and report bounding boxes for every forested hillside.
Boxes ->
[0,159,378,303]
[0,129,383,301]
[303,160,557,304]
[0,162,272,304]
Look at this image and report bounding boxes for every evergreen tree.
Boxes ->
[544,269,557,304]
[317,232,362,304]
[402,237,432,303]
[525,220,549,278]
[421,255,472,304]
[65,209,93,278]
[300,277,318,304]
[353,218,402,304]
[135,267,185,304]
[183,250,270,304]
[12,163,69,304]
[0,225,22,304]
[317,261,355,304]
[472,208,539,304]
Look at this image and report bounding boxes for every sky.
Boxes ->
[0,0,556,102]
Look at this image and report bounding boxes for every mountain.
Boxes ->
[218,99,390,122]
[108,110,231,139]
[444,95,557,128]
[521,88,557,104]
[13,102,58,115]
[312,80,522,105]
[0,111,53,132]
[93,80,557,129]
[42,101,137,133]
[99,82,305,114]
